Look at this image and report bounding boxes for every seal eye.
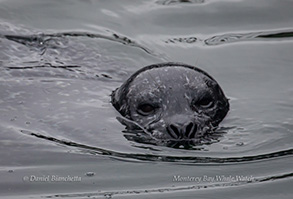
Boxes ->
[137,104,156,116]
[191,96,214,111]
[198,97,214,108]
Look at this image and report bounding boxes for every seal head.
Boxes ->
[111,62,229,141]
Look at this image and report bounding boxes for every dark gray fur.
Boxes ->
[111,62,229,141]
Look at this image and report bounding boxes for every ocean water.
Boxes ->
[0,0,292,198]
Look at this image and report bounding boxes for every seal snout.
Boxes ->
[166,121,198,140]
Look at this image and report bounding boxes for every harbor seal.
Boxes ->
[111,62,229,143]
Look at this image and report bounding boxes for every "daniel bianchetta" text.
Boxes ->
[23,175,82,182]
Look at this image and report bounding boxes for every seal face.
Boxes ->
[111,62,229,143]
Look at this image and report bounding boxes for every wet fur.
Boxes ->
[111,62,229,142]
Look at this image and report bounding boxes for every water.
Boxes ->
[0,0,292,198]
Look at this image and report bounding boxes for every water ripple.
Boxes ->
[205,29,293,46]
[20,129,293,165]
[3,31,155,55]
[1,31,151,80]
[165,36,197,44]
[41,172,293,198]
[6,64,80,72]
[156,0,205,6]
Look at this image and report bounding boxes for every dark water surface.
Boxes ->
[1,0,293,198]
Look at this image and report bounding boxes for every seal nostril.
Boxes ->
[185,122,197,139]
[167,124,181,139]
[185,123,193,135]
